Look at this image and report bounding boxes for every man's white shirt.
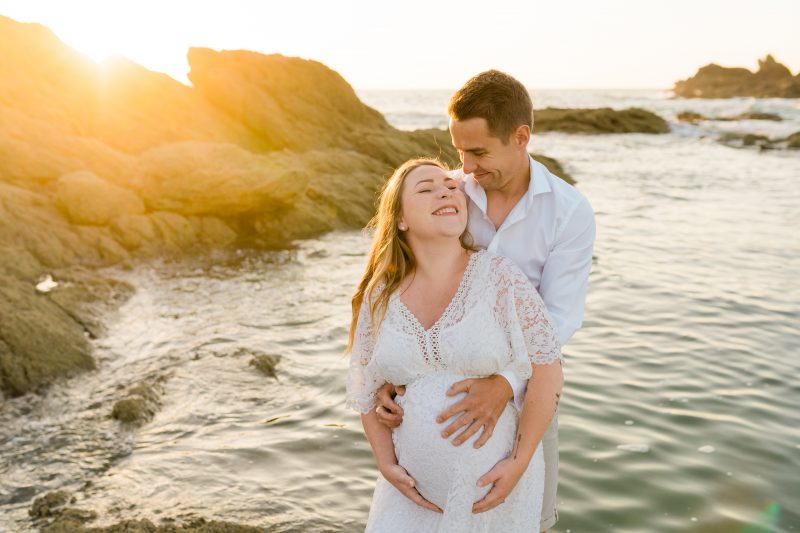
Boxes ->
[450,155,596,409]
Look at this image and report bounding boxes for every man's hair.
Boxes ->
[448,70,533,143]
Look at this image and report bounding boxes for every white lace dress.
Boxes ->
[346,250,562,533]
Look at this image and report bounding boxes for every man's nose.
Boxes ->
[462,154,477,174]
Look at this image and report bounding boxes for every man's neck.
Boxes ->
[487,154,531,203]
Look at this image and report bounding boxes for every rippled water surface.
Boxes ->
[1,90,799,532]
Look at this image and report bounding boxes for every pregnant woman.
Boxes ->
[345,158,564,532]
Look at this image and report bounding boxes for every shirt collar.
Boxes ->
[463,155,552,215]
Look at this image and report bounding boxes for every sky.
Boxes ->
[1,0,798,90]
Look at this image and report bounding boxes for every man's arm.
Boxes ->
[539,195,596,347]
[503,195,595,410]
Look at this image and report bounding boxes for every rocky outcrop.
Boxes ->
[28,489,262,532]
[111,380,165,425]
[673,55,800,98]
[55,171,145,225]
[718,131,800,151]
[677,111,782,123]
[0,14,470,398]
[0,14,578,399]
[534,107,669,134]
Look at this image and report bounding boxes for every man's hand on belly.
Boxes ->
[436,375,513,447]
[376,382,406,429]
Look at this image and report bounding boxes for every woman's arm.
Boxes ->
[510,359,564,467]
[360,409,399,471]
[472,360,564,513]
[361,409,443,513]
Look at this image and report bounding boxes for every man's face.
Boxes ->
[448,117,528,192]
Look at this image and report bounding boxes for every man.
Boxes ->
[375,70,595,532]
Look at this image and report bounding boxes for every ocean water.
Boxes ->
[1,90,799,532]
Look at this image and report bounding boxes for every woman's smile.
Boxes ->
[432,206,459,216]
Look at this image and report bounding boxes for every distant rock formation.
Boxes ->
[534,107,669,134]
[673,55,800,98]
[718,131,800,151]
[677,111,782,123]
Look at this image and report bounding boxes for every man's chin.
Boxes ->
[474,174,500,190]
[473,172,492,184]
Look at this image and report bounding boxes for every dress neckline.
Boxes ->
[394,250,483,333]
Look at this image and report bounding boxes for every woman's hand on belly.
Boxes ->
[380,462,443,514]
[471,456,527,514]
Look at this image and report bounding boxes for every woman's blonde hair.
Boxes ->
[345,157,476,354]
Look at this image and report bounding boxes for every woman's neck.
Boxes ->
[406,239,470,283]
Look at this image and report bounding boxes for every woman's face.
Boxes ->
[398,165,468,241]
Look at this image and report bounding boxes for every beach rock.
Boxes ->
[249,354,280,379]
[678,111,782,123]
[46,269,135,339]
[133,142,310,216]
[39,508,98,532]
[54,171,145,225]
[677,111,706,123]
[0,106,134,187]
[716,131,800,151]
[111,380,164,425]
[727,112,782,121]
[0,274,95,397]
[37,509,264,533]
[29,490,72,518]
[187,47,389,152]
[719,132,772,149]
[0,16,261,155]
[534,107,669,134]
[674,55,800,98]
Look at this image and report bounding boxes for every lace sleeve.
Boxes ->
[344,295,384,414]
[492,256,562,381]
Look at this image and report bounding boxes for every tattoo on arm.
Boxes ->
[512,433,522,460]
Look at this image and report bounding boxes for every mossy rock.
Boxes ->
[111,381,163,424]
[249,354,280,379]
[534,107,669,134]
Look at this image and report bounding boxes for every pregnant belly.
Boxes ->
[392,371,518,510]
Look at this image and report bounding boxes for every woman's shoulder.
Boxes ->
[476,249,520,273]
[476,250,528,287]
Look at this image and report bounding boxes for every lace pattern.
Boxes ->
[490,254,562,380]
[344,285,384,414]
[392,251,479,369]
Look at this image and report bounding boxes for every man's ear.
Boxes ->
[514,124,531,147]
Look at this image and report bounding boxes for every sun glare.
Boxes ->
[64,33,118,64]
